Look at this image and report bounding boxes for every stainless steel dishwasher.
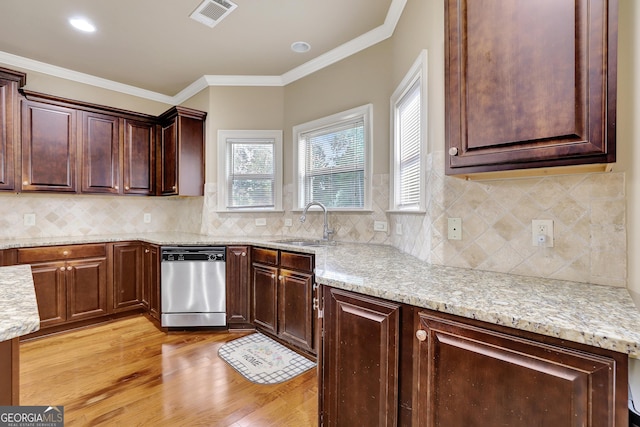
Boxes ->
[160,246,226,327]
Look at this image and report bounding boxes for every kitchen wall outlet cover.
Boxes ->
[531,219,554,247]
[395,223,403,235]
[143,213,151,223]
[447,218,462,240]
[255,218,267,226]
[284,218,293,227]
[23,213,36,226]
[374,221,388,232]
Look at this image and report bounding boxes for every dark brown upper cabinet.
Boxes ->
[122,118,156,196]
[80,111,120,194]
[0,67,25,191]
[157,106,206,196]
[445,0,618,177]
[21,98,78,192]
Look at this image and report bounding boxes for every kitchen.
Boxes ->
[0,0,639,425]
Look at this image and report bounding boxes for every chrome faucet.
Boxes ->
[300,201,334,241]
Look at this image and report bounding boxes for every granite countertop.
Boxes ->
[0,264,40,341]
[1,232,639,358]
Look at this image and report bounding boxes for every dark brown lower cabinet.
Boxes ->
[0,337,19,405]
[142,243,160,321]
[414,312,628,426]
[251,247,316,353]
[321,287,401,427]
[319,287,628,427]
[226,246,251,328]
[111,242,143,312]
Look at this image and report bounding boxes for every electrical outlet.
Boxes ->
[255,218,267,226]
[284,218,293,227]
[143,213,151,223]
[374,221,388,232]
[447,218,462,240]
[531,219,554,247]
[23,213,36,226]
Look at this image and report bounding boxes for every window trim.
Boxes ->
[389,50,428,213]
[217,129,283,212]
[292,104,373,211]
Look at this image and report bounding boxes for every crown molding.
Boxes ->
[0,0,407,105]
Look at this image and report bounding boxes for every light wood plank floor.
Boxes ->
[19,316,318,426]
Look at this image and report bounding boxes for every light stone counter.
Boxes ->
[0,265,40,341]
[1,233,639,358]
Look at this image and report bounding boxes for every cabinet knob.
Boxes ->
[23,180,29,186]
[62,250,69,256]
[115,185,119,190]
[271,274,276,279]
[145,249,150,253]
[60,266,66,272]
[67,266,72,271]
[278,275,283,281]
[125,186,130,191]
[416,329,427,342]
[241,252,246,257]
[172,185,177,190]
[448,147,459,156]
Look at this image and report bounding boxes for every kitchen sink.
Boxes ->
[275,239,337,247]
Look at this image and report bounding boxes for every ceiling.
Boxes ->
[0,0,403,102]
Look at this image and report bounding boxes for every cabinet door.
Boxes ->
[158,119,178,195]
[80,111,120,194]
[112,243,143,312]
[445,0,617,175]
[0,77,20,191]
[251,263,278,335]
[226,246,250,327]
[123,118,155,195]
[414,312,624,426]
[30,262,66,327]
[322,287,400,427]
[142,244,160,320]
[21,100,77,192]
[66,257,108,321]
[278,269,313,351]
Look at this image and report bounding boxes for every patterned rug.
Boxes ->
[218,333,316,384]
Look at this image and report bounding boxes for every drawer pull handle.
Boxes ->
[416,329,427,342]
[67,266,72,271]
[62,250,69,256]
[60,267,66,272]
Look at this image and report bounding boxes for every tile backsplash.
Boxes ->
[0,151,627,288]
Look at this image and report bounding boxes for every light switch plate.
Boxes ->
[143,213,151,223]
[374,221,388,232]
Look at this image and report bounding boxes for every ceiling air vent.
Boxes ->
[190,0,238,28]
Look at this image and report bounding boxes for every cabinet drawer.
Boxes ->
[252,247,279,266]
[17,244,107,263]
[281,251,314,273]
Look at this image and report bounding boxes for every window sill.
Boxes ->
[387,209,427,214]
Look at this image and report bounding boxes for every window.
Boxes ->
[217,130,283,211]
[390,50,427,212]
[293,104,372,210]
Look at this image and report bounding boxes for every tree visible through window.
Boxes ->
[229,141,274,209]
[295,104,371,210]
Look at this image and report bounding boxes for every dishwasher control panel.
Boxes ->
[161,246,226,262]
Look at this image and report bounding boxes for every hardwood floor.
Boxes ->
[19,316,318,426]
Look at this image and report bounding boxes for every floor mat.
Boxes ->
[218,333,316,384]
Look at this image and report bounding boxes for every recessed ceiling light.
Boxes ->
[69,17,96,33]
[291,41,311,53]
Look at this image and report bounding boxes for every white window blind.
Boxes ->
[300,118,365,209]
[396,80,421,209]
[227,139,275,209]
